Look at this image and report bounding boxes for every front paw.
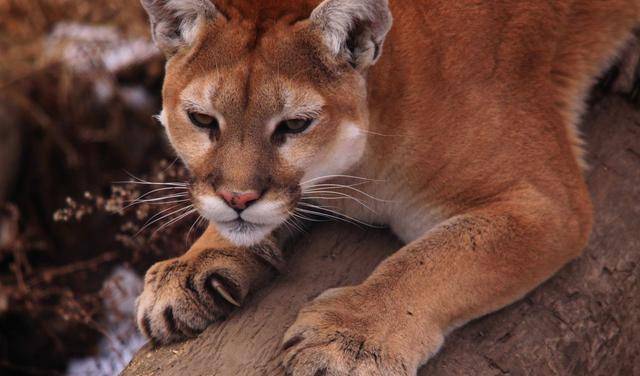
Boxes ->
[281,287,433,376]
[136,248,267,344]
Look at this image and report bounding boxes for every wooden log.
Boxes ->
[123,95,640,375]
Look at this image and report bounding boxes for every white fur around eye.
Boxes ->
[179,76,222,117]
[164,119,212,164]
[267,86,325,135]
[281,121,367,184]
[163,76,226,165]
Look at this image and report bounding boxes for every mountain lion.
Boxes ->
[136,0,640,374]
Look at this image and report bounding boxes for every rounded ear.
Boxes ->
[140,0,219,57]
[310,0,393,70]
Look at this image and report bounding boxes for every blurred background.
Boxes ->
[0,1,203,374]
[0,1,638,375]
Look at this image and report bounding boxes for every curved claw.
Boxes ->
[211,279,241,307]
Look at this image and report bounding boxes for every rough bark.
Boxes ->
[123,95,640,376]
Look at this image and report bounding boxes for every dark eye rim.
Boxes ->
[187,111,219,129]
[275,118,315,136]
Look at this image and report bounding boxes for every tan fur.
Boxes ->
[137,0,640,374]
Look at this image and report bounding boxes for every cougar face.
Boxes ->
[159,11,370,246]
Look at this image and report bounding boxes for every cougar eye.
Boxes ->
[275,119,314,135]
[188,112,219,129]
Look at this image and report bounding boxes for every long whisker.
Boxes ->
[114,180,188,187]
[124,198,191,211]
[303,182,370,190]
[296,201,384,229]
[304,185,393,203]
[135,205,193,237]
[136,205,193,237]
[298,201,342,214]
[142,199,192,206]
[297,201,385,229]
[281,220,295,235]
[295,207,366,228]
[301,192,378,214]
[291,211,330,223]
[152,208,197,238]
[288,207,327,223]
[126,193,189,205]
[123,171,188,186]
[305,181,371,189]
[355,127,401,138]
[282,218,306,236]
[127,186,189,203]
[186,215,206,244]
[303,188,386,202]
[140,203,185,223]
[285,211,312,233]
[298,200,348,217]
[161,157,180,173]
[300,175,384,186]
[289,218,308,233]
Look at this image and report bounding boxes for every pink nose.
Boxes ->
[217,190,261,211]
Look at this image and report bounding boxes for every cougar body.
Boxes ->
[136,1,640,374]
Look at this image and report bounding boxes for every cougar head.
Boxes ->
[141,0,392,246]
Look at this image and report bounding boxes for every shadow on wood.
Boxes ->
[123,96,640,375]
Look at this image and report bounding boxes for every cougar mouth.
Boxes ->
[214,215,279,247]
[220,218,260,233]
[192,184,296,246]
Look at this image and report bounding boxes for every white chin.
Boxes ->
[216,220,276,247]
